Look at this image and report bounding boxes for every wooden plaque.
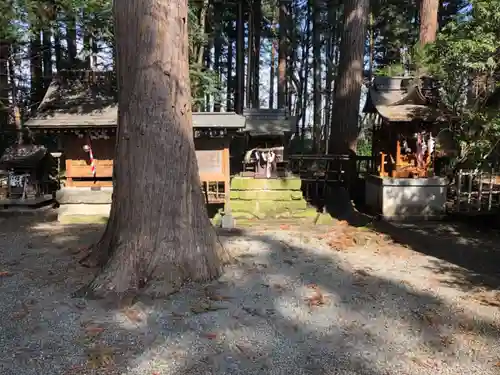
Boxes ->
[196,150,223,174]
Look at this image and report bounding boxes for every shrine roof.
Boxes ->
[363,76,454,122]
[242,108,296,135]
[25,71,246,130]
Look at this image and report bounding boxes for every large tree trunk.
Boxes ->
[78,0,227,301]
[419,0,439,46]
[329,0,369,154]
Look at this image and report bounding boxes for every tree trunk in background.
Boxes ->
[78,0,226,300]
[65,17,77,67]
[30,31,43,114]
[246,4,253,108]
[329,0,368,154]
[324,5,337,154]
[226,39,234,111]
[269,16,276,109]
[54,31,62,72]
[83,21,91,69]
[213,25,222,112]
[312,0,322,153]
[42,29,52,90]
[419,0,439,46]
[252,0,261,108]
[235,1,245,113]
[277,0,287,109]
[0,42,8,130]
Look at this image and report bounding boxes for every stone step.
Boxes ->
[230,176,302,191]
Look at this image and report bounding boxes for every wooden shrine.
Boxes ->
[364,76,455,178]
[24,71,246,216]
[239,108,296,178]
[362,76,455,220]
[0,142,58,206]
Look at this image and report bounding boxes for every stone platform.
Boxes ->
[365,175,448,221]
[55,178,334,225]
[55,187,111,223]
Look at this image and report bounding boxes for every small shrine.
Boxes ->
[226,108,318,220]
[24,71,245,222]
[363,76,455,220]
[0,141,58,206]
[240,108,295,178]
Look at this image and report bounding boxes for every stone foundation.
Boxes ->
[228,176,323,220]
[365,175,448,221]
[56,187,111,223]
[55,179,334,225]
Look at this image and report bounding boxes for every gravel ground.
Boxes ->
[0,216,499,375]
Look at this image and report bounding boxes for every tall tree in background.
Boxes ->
[420,0,440,46]
[78,0,227,299]
[329,0,369,153]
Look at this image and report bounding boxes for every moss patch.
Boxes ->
[230,199,307,219]
[230,177,302,191]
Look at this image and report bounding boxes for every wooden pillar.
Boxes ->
[395,140,401,173]
[223,145,231,213]
[65,159,73,187]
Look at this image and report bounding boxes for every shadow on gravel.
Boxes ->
[1,219,499,374]
[372,219,500,295]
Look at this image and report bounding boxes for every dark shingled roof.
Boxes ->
[25,71,246,129]
[363,76,455,122]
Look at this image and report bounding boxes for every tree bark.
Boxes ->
[226,39,234,111]
[0,42,8,131]
[42,29,52,90]
[312,0,322,153]
[252,0,261,108]
[77,0,227,301]
[65,17,77,67]
[419,0,439,46]
[30,31,44,114]
[235,1,245,113]
[277,0,287,109]
[329,0,369,154]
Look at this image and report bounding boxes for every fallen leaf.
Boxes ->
[86,345,115,369]
[272,283,285,291]
[208,294,233,301]
[11,311,28,320]
[123,308,143,322]
[305,288,325,307]
[204,332,217,340]
[84,325,105,337]
[191,301,227,314]
[0,271,12,277]
[11,303,29,320]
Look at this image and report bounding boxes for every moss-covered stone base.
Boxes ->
[55,176,335,226]
[226,176,330,222]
